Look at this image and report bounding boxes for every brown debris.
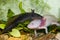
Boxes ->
[0,33,58,40]
[39,33,56,40]
[8,37,21,40]
[8,34,32,40]
[0,34,8,40]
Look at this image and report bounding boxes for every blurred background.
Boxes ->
[0,0,60,21]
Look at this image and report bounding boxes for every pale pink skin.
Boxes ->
[27,15,60,36]
[27,17,59,29]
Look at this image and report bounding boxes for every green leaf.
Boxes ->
[15,27,23,30]
[0,24,6,29]
[19,2,25,13]
[9,29,21,37]
[24,20,30,25]
[7,9,15,19]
